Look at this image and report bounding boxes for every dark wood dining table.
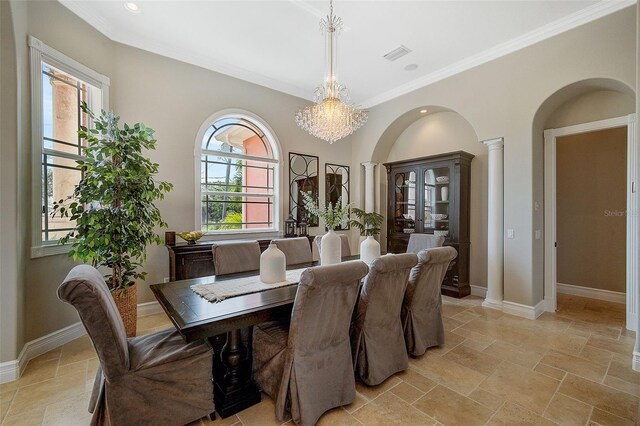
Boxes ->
[150,257,360,418]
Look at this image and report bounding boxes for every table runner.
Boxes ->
[191,268,306,303]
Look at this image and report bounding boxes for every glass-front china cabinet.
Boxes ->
[384,151,474,297]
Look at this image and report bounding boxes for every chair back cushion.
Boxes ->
[406,234,445,254]
[403,246,457,355]
[282,260,368,424]
[212,240,261,275]
[352,253,417,384]
[57,265,129,378]
[273,237,312,265]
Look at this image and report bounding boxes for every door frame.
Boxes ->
[544,114,638,330]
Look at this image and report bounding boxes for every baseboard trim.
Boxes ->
[0,300,164,384]
[557,282,625,304]
[502,300,545,320]
[633,352,640,372]
[470,285,487,298]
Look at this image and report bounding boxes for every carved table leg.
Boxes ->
[210,328,261,418]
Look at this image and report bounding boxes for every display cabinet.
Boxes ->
[384,151,473,297]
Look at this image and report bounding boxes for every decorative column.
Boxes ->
[361,161,378,213]
[482,138,505,310]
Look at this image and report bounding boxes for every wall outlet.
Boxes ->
[163,277,170,283]
[535,230,541,240]
[507,229,515,239]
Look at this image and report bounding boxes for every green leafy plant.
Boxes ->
[301,191,350,231]
[51,103,173,291]
[349,208,384,236]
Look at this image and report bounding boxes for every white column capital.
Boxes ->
[361,161,379,170]
[482,137,504,151]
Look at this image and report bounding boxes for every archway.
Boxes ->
[532,78,636,331]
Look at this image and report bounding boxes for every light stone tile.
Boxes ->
[343,392,369,414]
[479,361,560,414]
[236,394,289,426]
[394,367,437,393]
[42,391,92,426]
[316,407,360,426]
[543,393,592,426]
[441,303,469,318]
[412,353,487,396]
[559,374,639,422]
[533,363,566,381]
[0,387,16,422]
[461,320,529,346]
[468,388,503,412]
[603,375,640,398]
[447,344,502,376]
[451,310,480,324]
[352,391,436,425]
[586,335,635,356]
[58,336,97,367]
[522,330,588,356]
[355,376,401,401]
[442,316,465,332]
[56,359,89,378]
[388,382,424,404]
[539,349,608,382]
[588,407,635,426]
[487,401,556,426]
[418,332,465,358]
[606,357,640,386]
[413,385,493,426]
[1,407,46,426]
[7,372,87,416]
[482,340,545,369]
[579,345,614,365]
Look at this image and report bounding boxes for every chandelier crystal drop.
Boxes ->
[295,0,367,144]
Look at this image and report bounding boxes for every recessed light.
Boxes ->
[124,2,141,13]
[420,109,428,114]
[404,64,418,71]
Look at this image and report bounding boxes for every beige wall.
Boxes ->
[350,6,636,307]
[3,0,352,349]
[556,128,627,293]
[385,111,488,288]
[546,90,636,129]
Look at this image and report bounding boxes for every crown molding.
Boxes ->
[59,0,635,109]
[359,0,636,108]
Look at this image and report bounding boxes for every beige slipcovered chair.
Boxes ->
[313,234,352,259]
[402,247,457,356]
[252,261,369,426]
[273,237,312,265]
[212,240,261,275]
[57,265,214,426]
[406,233,445,254]
[351,253,418,386]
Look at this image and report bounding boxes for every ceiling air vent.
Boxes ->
[383,45,411,62]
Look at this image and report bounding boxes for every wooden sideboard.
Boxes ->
[166,236,315,281]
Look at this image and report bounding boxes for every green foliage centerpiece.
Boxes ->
[301,191,350,265]
[52,104,173,336]
[349,208,384,237]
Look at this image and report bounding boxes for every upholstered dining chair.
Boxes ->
[252,260,369,426]
[273,237,312,265]
[402,246,457,356]
[212,240,261,275]
[406,233,445,254]
[351,253,418,386]
[313,234,352,259]
[58,265,214,426]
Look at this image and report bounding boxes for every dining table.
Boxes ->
[150,256,361,418]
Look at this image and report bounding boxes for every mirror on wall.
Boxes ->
[289,152,319,227]
[325,163,350,230]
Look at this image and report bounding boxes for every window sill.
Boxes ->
[202,230,281,241]
[31,243,71,258]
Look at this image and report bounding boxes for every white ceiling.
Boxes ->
[59,0,633,108]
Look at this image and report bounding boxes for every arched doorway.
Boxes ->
[533,78,637,331]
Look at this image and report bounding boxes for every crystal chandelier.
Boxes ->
[295,0,367,144]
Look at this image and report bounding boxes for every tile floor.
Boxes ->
[1,293,638,425]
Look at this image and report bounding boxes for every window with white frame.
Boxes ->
[29,36,109,257]
[198,116,280,234]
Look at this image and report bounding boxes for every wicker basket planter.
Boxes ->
[113,284,137,337]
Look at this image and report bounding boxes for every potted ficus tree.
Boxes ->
[350,208,384,265]
[52,103,173,337]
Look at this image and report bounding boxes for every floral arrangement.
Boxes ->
[301,191,350,231]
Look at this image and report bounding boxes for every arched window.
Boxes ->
[197,113,280,234]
